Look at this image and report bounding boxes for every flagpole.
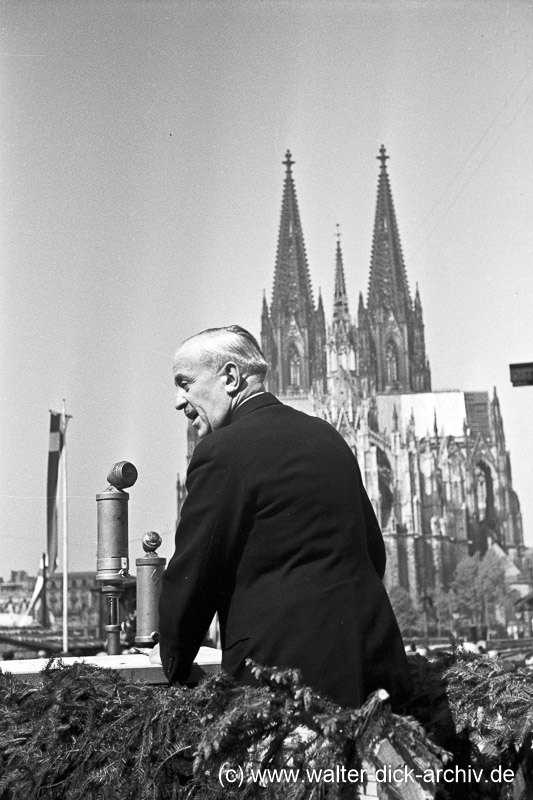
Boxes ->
[61,399,69,654]
[41,552,49,628]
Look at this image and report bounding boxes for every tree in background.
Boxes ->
[452,553,484,634]
[477,549,510,635]
[438,551,508,640]
[388,585,421,639]
[389,551,511,642]
[432,585,457,638]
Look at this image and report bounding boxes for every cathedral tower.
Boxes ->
[324,229,358,438]
[359,146,431,394]
[261,151,327,401]
[327,227,356,374]
[255,145,524,601]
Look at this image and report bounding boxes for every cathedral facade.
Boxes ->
[260,147,524,600]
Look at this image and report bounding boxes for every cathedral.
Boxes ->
[260,146,524,599]
[178,147,525,601]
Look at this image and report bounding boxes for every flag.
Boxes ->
[18,409,67,628]
[47,411,64,574]
[21,555,46,623]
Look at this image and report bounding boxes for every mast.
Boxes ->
[40,552,48,628]
[61,399,70,653]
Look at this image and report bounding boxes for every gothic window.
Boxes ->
[475,464,487,518]
[288,345,301,387]
[385,340,398,384]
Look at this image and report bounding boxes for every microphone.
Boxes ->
[106,461,138,490]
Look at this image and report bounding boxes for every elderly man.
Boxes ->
[156,324,411,708]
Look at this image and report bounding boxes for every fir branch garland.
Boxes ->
[0,651,532,800]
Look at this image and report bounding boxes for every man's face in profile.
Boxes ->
[173,342,232,438]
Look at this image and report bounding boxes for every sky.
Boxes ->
[1,0,533,582]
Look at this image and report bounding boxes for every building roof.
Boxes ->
[376,390,467,439]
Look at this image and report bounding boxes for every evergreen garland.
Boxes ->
[407,650,533,800]
[0,651,532,800]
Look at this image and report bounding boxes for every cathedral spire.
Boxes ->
[328,226,356,377]
[359,146,431,393]
[261,290,269,323]
[367,145,411,322]
[271,150,314,318]
[262,150,326,397]
[333,224,350,326]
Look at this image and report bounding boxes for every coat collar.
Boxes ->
[230,391,280,424]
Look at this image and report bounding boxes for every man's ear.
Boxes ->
[223,361,242,394]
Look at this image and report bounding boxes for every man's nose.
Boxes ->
[175,389,187,411]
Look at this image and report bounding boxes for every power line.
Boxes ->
[407,69,533,257]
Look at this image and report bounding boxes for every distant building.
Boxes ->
[0,570,135,640]
[46,572,136,639]
[0,571,34,616]
[178,147,527,602]
[46,571,101,634]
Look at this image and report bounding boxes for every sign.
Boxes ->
[510,362,533,387]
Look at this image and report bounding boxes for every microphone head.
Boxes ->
[142,531,162,553]
[107,461,138,490]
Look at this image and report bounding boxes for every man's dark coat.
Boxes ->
[159,392,411,708]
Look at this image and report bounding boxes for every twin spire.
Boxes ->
[367,144,411,322]
[263,145,431,396]
[272,145,411,321]
[272,144,411,324]
[271,150,315,319]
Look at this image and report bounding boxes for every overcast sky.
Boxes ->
[1,0,533,581]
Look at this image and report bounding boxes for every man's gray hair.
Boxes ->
[183,325,268,379]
